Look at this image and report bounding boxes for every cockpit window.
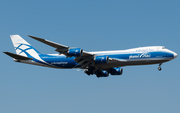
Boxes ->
[162,47,166,49]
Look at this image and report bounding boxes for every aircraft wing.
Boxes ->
[28,35,126,69]
[28,35,94,57]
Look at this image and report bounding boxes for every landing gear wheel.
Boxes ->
[158,67,162,71]
[96,75,100,78]
[158,63,162,71]
[84,70,90,75]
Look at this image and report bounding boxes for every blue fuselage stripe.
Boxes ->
[33,51,174,68]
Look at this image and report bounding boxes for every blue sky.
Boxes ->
[1,0,180,113]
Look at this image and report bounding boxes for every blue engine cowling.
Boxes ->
[94,55,109,64]
[68,48,83,57]
[109,67,123,75]
[96,70,109,78]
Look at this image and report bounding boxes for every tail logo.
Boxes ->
[15,43,40,58]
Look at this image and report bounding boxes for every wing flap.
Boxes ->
[3,52,33,60]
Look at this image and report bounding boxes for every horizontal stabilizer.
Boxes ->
[3,52,33,60]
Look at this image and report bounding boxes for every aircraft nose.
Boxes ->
[173,52,178,58]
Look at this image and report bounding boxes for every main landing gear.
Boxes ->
[84,67,95,75]
[158,63,162,71]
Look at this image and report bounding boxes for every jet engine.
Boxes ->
[94,55,109,64]
[109,67,123,75]
[96,70,109,78]
[68,48,83,57]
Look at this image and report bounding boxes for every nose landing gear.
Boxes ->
[158,67,162,71]
[158,63,162,71]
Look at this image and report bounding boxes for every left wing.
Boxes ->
[28,35,94,57]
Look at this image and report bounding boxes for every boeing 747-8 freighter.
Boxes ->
[4,35,178,78]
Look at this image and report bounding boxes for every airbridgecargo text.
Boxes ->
[51,62,68,64]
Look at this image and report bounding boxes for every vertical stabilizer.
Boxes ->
[10,35,41,58]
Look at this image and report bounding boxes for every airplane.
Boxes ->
[4,35,178,78]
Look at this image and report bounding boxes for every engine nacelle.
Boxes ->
[68,48,83,57]
[94,55,109,64]
[109,67,123,75]
[96,70,109,78]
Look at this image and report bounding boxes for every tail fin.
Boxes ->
[10,35,41,58]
